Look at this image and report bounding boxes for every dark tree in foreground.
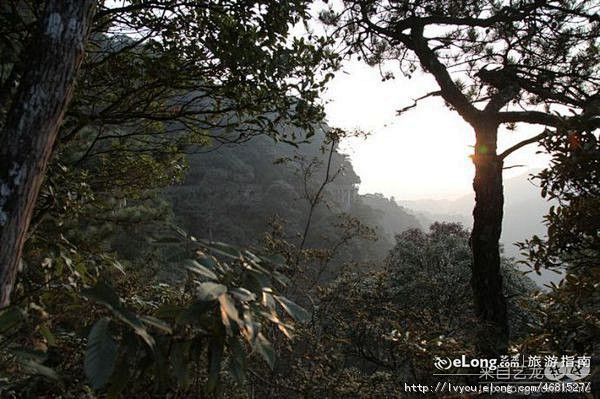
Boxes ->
[322,0,600,354]
[0,1,340,392]
[0,0,96,308]
[0,0,337,308]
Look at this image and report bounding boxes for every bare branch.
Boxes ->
[499,130,548,160]
[502,164,526,170]
[299,139,337,251]
[396,90,442,115]
[496,111,562,127]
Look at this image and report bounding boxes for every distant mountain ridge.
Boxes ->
[360,193,422,241]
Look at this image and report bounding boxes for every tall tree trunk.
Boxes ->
[0,0,95,308]
[470,122,509,355]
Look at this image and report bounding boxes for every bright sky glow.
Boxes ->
[324,61,551,200]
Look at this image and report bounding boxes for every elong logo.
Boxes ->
[434,355,498,371]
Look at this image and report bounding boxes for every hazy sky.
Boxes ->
[324,61,550,201]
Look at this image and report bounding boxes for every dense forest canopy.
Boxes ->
[0,0,598,397]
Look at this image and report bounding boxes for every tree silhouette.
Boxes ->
[322,0,599,354]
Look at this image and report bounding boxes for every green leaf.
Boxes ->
[206,336,224,393]
[153,350,169,390]
[115,309,155,349]
[230,287,256,302]
[197,282,227,301]
[19,359,59,380]
[0,307,26,333]
[218,293,241,331]
[274,295,310,322]
[140,315,172,334]
[155,303,185,320]
[254,333,275,369]
[177,301,212,325]
[273,270,291,286]
[228,337,246,382]
[262,292,276,309]
[84,318,119,390]
[202,241,242,259]
[243,250,262,264]
[9,347,48,363]
[261,254,287,267]
[170,342,192,387]
[105,257,126,275]
[197,254,219,270]
[248,269,270,290]
[107,362,131,399]
[83,282,155,349]
[82,281,121,310]
[242,310,259,342]
[183,259,218,281]
[39,325,57,346]
[8,347,49,379]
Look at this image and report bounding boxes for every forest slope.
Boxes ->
[166,132,421,272]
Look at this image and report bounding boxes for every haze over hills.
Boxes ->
[397,171,563,287]
[360,193,422,241]
[165,130,560,288]
[166,132,424,276]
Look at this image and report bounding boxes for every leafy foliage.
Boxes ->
[1,1,596,397]
[518,129,599,354]
[84,318,118,390]
[1,221,310,396]
[1,1,336,396]
[244,223,537,398]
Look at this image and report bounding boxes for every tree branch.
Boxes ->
[496,111,562,127]
[484,85,521,113]
[406,26,480,124]
[499,130,548,159]
[396,90,442,115]
[357,7,479,123]
[299,139,337,251]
